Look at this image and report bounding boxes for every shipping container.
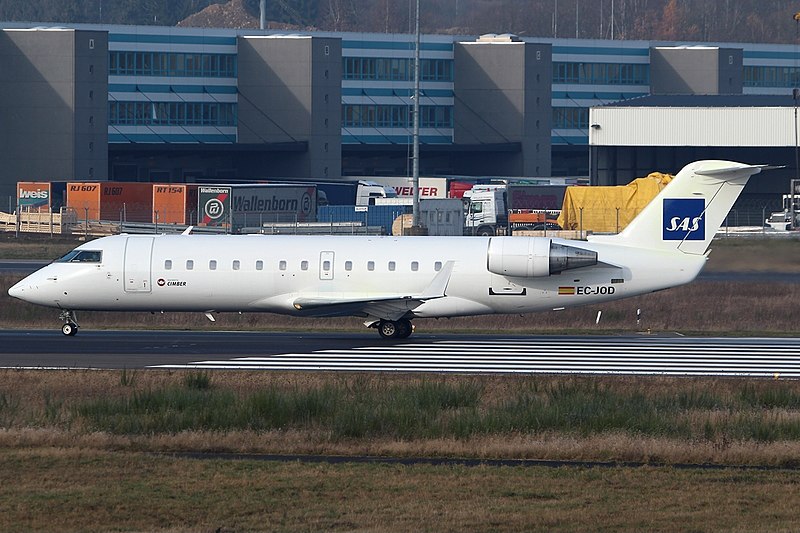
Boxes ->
[16,182,51,212]
[198,184,317,229]
[66,182,153,222]
[507,185,567,211]
[362,176,448,199]
[318,204,410,235]
[152,184,199,225]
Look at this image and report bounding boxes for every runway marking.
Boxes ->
[151,337,800,377]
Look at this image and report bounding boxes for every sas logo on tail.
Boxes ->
[663,199,705,241]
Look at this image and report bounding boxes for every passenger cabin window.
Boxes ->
[388,261,396,271]
[232,260,240,271]
[279,261,287,271]
[165,260,172,270]
[322,260,331,270]
[411,261,419,271]
[186,260,194,270]
[56,250,102,263]
[209,260,217,270]
[367,261,375,271]
[256,260,263,271]
[301,260,309,271]
[434,261,442,271]
[345,261,353,271]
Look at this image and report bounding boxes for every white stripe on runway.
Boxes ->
[151,337,800,377]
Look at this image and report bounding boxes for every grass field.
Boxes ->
[3,448,800,532]
[3,370,800,531]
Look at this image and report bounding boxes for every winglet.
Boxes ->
[181,226,194,235]
[419,261,454,299]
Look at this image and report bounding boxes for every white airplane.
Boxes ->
[8,160,765,339]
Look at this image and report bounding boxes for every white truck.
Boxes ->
[462,186,508,236]
[765,194,800,231]
[355,181,397,206]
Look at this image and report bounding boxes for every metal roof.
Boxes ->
[600,94,799,108]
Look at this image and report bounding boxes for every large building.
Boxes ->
[2,21,800,206]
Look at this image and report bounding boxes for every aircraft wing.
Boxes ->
[291,261,455,320]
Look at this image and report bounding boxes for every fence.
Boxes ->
[0,196,791,238]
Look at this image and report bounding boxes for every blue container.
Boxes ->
[319,205,411,235]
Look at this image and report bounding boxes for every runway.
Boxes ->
[2,329,799,377]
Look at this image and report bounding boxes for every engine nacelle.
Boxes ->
[486,237,597,277]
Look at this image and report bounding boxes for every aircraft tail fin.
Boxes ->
[589,160,767,255]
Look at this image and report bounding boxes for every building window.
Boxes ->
[343,104,452,129]
[108,51,237,77]
[553,107,589,129]
[553,61,649,85]
[343,57,453,82]
[108,101,237,128]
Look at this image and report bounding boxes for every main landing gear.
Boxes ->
[377,318,413,339]
[59,310,79,336]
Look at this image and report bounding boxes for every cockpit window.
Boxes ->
[56,250,102,263]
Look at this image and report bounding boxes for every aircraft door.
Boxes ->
[319,251,334,280]
[124,237,154,293]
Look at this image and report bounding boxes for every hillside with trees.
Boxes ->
[1,0,799,44]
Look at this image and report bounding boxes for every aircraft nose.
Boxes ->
[8,279,28,300]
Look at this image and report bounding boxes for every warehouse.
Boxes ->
[2,22,800,206]
[590,94,800,219]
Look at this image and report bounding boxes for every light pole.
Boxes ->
[793,12,800,228]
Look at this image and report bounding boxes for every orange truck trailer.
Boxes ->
[152,184,199,224]
[66,182,153,223]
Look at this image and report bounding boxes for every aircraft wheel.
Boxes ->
[396,319,413,339]
[377,320,399,339]
[61,323,78,336]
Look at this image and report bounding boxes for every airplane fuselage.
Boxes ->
[11,234,705,318]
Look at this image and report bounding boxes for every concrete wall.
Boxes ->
[0,29,108,201]
[650,47,742,95]
[238,36,341,179]
[453,40,551,176]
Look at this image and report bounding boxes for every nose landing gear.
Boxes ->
[59,310,79,336]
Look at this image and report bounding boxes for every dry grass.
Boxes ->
[3,370,800,467]
[0,234,81,259]
[705,237,800,272]
[2,447,800,532]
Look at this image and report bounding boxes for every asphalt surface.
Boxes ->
[0,329,370,368]
[3,329,800,377]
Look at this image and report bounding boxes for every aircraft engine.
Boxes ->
[486,237,597,277]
